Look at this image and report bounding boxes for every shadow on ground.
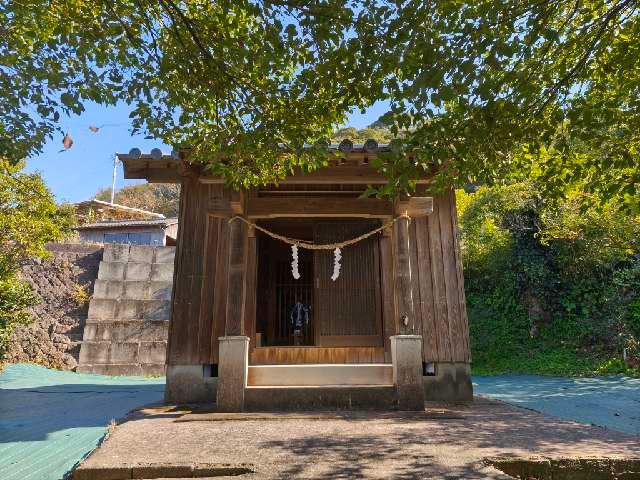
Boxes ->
[0,364,164,480]
[474,375,640,435]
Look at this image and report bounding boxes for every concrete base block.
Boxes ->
[165,365,218,404]
[124,262,152,281]
[216,336,249,412]
[93,280,124,300]
[87,299,117,320]
[154,246,176,264]
[245,385,396,411]
[83,321,169,342]
[150,262,174,282]
[391,335,425,411]
[149,281,172,300]
[122,281,150,300]
[102,244,130,263]
[128,245,155,263]
[423,362,473,401]
[97,262,125,281]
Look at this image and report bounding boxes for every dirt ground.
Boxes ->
[75,398,640,479]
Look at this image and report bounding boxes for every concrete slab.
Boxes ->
[154,246,176,265]
[124,263,152,281]
[97,262,125,281]
[150,262,174,282]
[102,244,130,263]
[92,280,124,300]
[74,398,640,479]
[128,245,155,264]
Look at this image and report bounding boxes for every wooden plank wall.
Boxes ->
[250,347,386,365]
[407,189,471,363]
[167,180,256,366]
[167,179,469,367]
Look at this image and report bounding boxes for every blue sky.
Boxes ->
[25,100,390,203]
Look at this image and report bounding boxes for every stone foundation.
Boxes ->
[165,365,218,404]
[423,362,473,401]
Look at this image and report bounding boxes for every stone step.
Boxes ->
[79,340,166,365]
[83,320,169,342]
[247,364,393,387]
[88,299,171,321]
[76,363,165,376]
[97,261,173,282]
[244,385,396,410]
[93,279,172,300]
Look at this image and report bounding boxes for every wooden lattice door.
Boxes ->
[313,221,383,346]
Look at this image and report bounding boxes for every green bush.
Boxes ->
[0,159,75,361]
[457,183,640,376]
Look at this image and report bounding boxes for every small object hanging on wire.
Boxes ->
[291,245,301,279]
[58,132,73,153]
[331,247,342,281]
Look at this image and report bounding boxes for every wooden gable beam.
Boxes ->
[246,196,393,219]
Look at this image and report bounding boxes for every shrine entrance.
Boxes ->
[254,219,383,351]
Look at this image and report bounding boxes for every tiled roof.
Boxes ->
[76,218,178,230]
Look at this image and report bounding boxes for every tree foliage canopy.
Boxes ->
[95,183,180,218]
[3,1,639,209]
[0,159,75,357]
[457,183,640,375]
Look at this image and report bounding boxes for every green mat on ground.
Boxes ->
[474,374,640,436]
[0,363,164,480]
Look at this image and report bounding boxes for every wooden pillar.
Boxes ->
[393,197,433,336]
[225,217,248,336]
[394,214,415,335]
[379,228,396,361]
[244,226,257,350]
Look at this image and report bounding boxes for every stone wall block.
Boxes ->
[155,246,176,264]
[150,262,174,282]
[125,262,152,281]
[79,341,109,364]
[115,299,142,319]
[97,262,125,281]
[141,300,171,321]
[138,341,167,364]
[129,245,155,263]
[102,244,130,263]
[123,281,150,300]
[108,342,139,363]
[87,299,117,320]
[93,279,124,300]
[149,281,173,300]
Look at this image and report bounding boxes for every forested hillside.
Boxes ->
[458,183,640,376]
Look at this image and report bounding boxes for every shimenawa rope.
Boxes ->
[228,214,411,250]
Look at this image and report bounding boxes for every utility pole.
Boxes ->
[110,153,118,204]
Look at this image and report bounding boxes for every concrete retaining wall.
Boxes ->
[77,244,174,376]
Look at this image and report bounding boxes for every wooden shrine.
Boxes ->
[119,141,472,410]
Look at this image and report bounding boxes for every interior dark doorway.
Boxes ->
[255,219,383,348]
